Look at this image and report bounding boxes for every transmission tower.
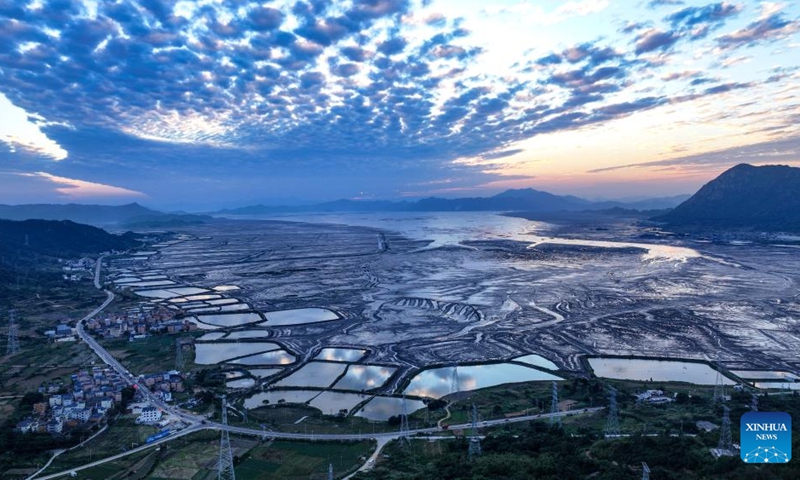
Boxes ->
[712,356,726,403]
[468,403,482,460]
[549,381,561,427]
[6,310,20,356]
[175,337,185,371]
[218,395,236,480]
[642,462,650,480]
[751,393,758,412]
[604,386,620,437]
[450,365,459,398]
[718,405,732,452]
[399,394,410,445]
[328,463,334,480]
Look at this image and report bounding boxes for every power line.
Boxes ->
[218,395,236,480]
[604,386,620,437]
[6,310,20,356]
[713,356,726,404]
[468,403,482,460]
[718,405,732,452]
[399,393,410,446]
[549,381,561,427]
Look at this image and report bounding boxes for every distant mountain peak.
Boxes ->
[655,163,800,231]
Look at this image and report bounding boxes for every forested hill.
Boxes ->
[0,219,140,257]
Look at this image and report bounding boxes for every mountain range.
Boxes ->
[0,203,211,228]
[216,190,690,216]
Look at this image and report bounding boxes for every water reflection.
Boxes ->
[244,390,316,409]
[273,362,348,388]
[196,313,262,327]
[262,308,339,326]
[730,370,800,381]
[226,378,256,389]
[314,348,367,362]
[404,364,561,399]
[588,357,735,385]
[308,391,367,415]
[229,350,296,365]
[354,396,426,421]
[334,365,396,391]
[194,342,281,364]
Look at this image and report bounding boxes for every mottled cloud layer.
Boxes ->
[0,0,799,205]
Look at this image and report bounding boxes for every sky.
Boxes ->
[1,0,799,209]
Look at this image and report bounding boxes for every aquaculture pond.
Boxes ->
[273,362,348,388]
[195,313,262,327]
[245,390,317,409]
[229,350,296,365]
[730,370,800,381]
[194,342,282,364]
[308,391,368,416]
[261,308,339,326]
[588,357,735,385]
[226,378,256,389]
[333,365,396,391]
[404,363,562,399]
[314,348,367,363]
[354,396,426,421]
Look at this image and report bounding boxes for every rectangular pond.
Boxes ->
[753,382,800,390]
[261,308,340,326]
[314,348,368,363]
[730,370,800,381]
[333,365,396,391]
[196,313,263,327]
[194,342,282,364]
[403,363,562,399]
[588,357,735,385]
[354,396,427,421]
[273,362,348,388]
[244,390,317,409]
[308,391,367,416]
[226,378,256,389]
[225,330,271,340]
[229,350,296,366]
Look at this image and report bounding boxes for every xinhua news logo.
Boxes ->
[740,412,792,464]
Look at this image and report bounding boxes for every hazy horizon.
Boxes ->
[2,0,799,210]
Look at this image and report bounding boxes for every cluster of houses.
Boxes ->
[84,305,196,340]
[16,367,127,435]
[16,368,188,434]
[138,370,185,403]
[60,257,95,282]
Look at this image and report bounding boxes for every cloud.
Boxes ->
[635,29,680,54]
[587,135,800,173]
[667,2,741,38]
[717,13,800,50]
[17,172,147,199]
[0,92,68,161]
[648,0,685,7]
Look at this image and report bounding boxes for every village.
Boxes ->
[15,367,186,438]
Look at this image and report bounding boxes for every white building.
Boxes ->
[138,406,162,424]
